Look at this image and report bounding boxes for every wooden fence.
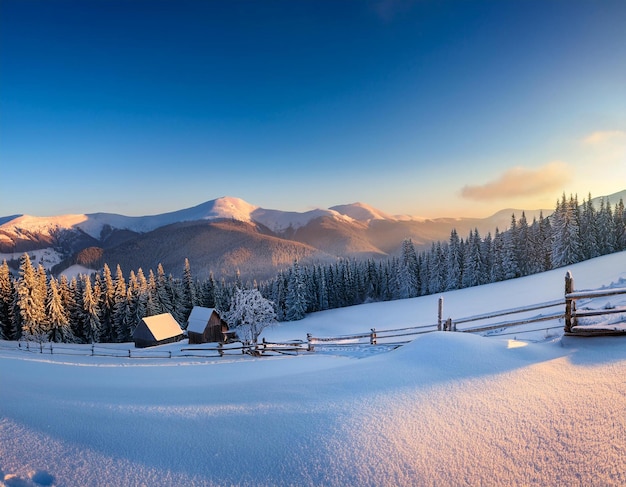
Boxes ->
[564,271,626,335]
[446,271,626,337]
[306,323,438,351]
[5,272,626,360]
[8,338,309,359]
[307,271,626,345]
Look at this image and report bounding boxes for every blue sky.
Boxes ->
[1,0,625,218]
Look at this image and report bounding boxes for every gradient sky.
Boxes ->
[1,0,625,219]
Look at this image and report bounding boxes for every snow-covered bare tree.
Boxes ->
[225,288,276,347]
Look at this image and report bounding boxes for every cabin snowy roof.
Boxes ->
[135,313,183,341]
[187,307,219,334]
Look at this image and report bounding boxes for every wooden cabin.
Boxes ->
[132,313,184,348]
[187,306,231,344]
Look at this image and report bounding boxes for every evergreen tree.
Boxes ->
[516,212,529,276]
[70,276,86,342]
[595,198,613,255]
[46,277,75,343]
[17,254,47,339]
[154,264,175,316]
[111,265,129,342]
[146,269,160,316]
[445,230,462,291]
[490,228,504,282]
[615,199,626,251]
[180,258,196,323]
[201,272,217,308]
[126,267,150,336]
[0,260,14,339]
[552,194,583,267]
[270,270,287,320]
[462,229,483,288]
[579,194,599,260]
[81,275,102,343]
[481,232,493,285]
[98,263,116,342]
[285,259,307,321]
[398,239,419,298]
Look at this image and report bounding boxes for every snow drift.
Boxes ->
[1,251,626,486]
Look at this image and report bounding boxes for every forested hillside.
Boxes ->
[1,193,624,343]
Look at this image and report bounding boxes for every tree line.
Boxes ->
[0,193,624,343]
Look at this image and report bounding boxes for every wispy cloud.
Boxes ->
[461,161,572,201]
[582,130,626,146]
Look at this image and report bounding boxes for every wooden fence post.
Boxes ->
[218,342,224,357]
[370,328,377,345]
[307,333,314,352]
[564,271,574,333]
[438,297,443,331]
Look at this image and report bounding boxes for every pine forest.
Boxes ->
[1,193,625,344]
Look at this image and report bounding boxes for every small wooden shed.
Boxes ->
[133,313,184,348]
[187,306,230,344]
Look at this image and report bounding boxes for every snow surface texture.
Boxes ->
[1,252,626,487]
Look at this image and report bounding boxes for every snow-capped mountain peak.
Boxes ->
[330,202,396,222]
[0,196,357,242]
[196,196,259,222]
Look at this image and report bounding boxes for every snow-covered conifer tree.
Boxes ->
[96,264,116,342]
[81,275,102,343]
[180,258,196,322]
[551,194,583,267]
[579,194,599,260]
[0,260,14,339]
[154,264,175,316]
[445,230,462,291]
[111,265,130,342]
[614,199,626,251]
[286,259,307,321]
[17,254,47,339]
[398,238,419,298]
[46,277,76,343]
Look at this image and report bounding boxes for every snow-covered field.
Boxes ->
[1,252,626,486]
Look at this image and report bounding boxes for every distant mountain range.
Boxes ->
[1,191,624,280]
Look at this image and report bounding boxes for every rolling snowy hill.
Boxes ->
[1,190,624,280]
[1,251,625,486]
[0,196,556,279]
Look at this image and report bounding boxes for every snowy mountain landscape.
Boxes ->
[3,0,626,485]
[2,250,626,486]
[0,195,559,280]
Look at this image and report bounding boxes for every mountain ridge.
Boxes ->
[2,190,623,280]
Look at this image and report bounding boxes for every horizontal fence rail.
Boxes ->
[459,311,565,334]
[4,273,625,361]
[451,299,565,326]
